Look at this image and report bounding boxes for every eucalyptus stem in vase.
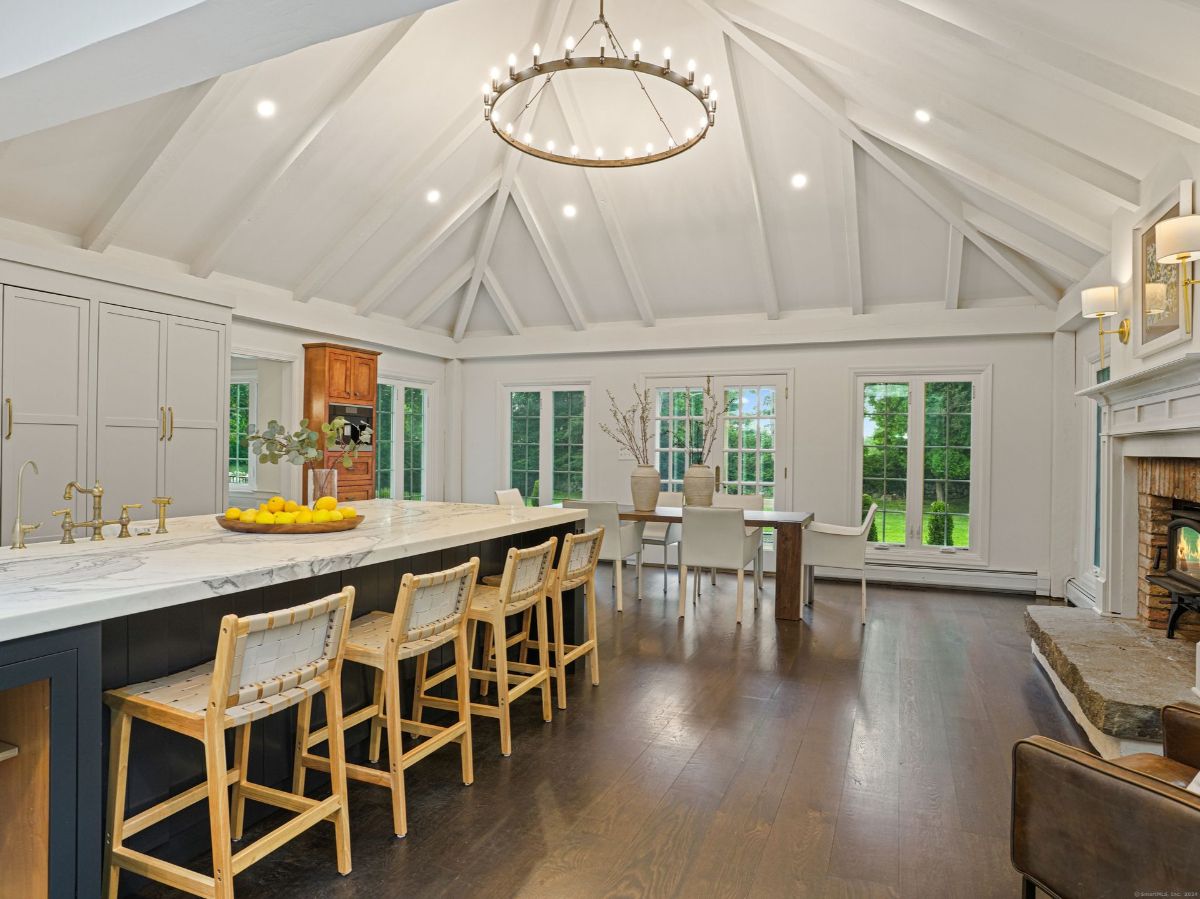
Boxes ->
[242,416,370,501]
[599,384,661,512]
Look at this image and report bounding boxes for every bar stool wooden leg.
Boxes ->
[551,588,568,710]
[384,659,407,838]
[230,723,252,840]
[412,652,429,728]
[586,575,600,687]
[493,614,513,757]
[293,696,312,796]
[479,622,493,697]
[455,628,474,786]
[203,715,235,899]
[324,683,353,873]
[102,708,131,899]
[518,608,533,665]
[535,595,552,723]
[368,669,385,762]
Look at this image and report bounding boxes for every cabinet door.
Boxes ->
[0,288,90,543]
[350,354,375,403]
[326,351,352,402]
[164,317,225,517]
[95,305,166,514]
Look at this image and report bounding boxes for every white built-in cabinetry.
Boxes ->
[0,284,228,544]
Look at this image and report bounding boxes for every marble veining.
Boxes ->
[0,500,585,643]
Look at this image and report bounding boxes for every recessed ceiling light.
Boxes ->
[563,204,577,219]
[914,108,932,124]
[791,172,809,189]
[256,99,277,119]
[426,189,441,204]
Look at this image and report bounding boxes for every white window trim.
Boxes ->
[1077,350,1107,600]
[499,381,591,506]
[378,373,439,502]
[850,365,992,568]
[229,373,258,494]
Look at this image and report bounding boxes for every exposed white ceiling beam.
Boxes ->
[962,205,1090,283]
[835,134,864,315]
[0,0,455,143]
[691,1,1061,309]
[82,71,253,252]
[510,179,587,330]
[406,257,473,328]
[356,173,498,316]
[877,0,1200,145]
[722,36,781,320]
[189,17,420,278]
[482,268,524,336]
[292,101,481,303]
[453,0,572,341]
[717,0,1141,211]
[552,77,656,326]
[944,227,963,310]
[847,102,1110,254]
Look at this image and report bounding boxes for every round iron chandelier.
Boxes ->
[483,0,717,168]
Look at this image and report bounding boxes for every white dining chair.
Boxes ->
[713,492,764,597]
[803,504,877,625]
[564,500,645,612]
[495,488,525,508]
[640,492,682,596]
[679,507,761,624]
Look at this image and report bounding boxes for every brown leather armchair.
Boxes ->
[1011,703,1200,899]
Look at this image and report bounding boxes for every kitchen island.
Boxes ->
[0,499,585,898]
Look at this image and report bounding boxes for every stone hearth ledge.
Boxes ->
[1026,605,1196,758]
[0,500,585,643]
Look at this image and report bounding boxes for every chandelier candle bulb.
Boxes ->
[633,38,641,63]
[546,140,556,152]
[687,60,696,84]
[508,53,518,78]
[664,47,672,70]
[645,143,653,156]
[571,145,580,158]
[625,147,634,159]
[532,43,541,67]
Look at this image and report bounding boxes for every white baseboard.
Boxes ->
[818,564,1046,595]
[1064,577,1099,612]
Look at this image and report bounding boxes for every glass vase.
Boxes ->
[307,467,338,502]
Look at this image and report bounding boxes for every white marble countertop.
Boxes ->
[0,500,585,643]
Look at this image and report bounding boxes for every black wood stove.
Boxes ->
[1147,504,1200,638]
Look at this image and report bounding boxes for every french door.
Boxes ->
[652,373,789,569]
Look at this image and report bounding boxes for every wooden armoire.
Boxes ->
[302,342,381,503]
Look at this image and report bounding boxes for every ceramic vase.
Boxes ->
[630,464,661,512]
[683,463,716,507]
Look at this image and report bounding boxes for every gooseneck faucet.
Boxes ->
[10,459,41,549]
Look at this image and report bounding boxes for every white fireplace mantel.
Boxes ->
[1077,353,1200,439]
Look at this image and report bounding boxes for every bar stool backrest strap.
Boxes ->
[390,558,480,645]
[497,536,558,607]
[558,527,605,592]
[213,588,355,716]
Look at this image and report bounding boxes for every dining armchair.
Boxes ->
[495,488,525,507]
[640,492,682,596]
[713,492,765,597]
[803,504,876,624]
[680,506,760,624]
[563,500,644,612]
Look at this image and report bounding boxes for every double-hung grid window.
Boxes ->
[228,378,256,490]
[506,386,586,506]
[376,382,431,500]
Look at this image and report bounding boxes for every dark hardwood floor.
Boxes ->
[136,569,1085,898]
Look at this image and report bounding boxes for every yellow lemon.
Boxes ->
[267,495,285,513]
[328,510,344,522]
[313,509,332,524]
[239,509,258,524]
[274,511,296,525]
[315,495,338,512]
[338,506,357,519]
[225,507,242,520]
[259,503,269,513]
[283,500,300,514]
[295,507,314,524]
[255,511,276,526]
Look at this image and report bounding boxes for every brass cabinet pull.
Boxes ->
[168,406,174,441]
[159,406,166,441]
[4,398,10,440]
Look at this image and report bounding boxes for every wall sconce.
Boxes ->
[1081,285,1128,368]
[1154,213,1199,335]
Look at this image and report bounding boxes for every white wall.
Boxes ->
[460,333,1055,582]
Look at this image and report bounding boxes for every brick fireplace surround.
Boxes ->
[1138,458,1200,641]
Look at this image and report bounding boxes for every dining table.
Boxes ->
[616,505,814,621]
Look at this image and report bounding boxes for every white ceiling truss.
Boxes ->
[1,0,1197,353]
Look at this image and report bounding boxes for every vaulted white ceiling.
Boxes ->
[0,0,1191,349]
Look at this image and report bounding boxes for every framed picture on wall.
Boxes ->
[1134,180,1192,357]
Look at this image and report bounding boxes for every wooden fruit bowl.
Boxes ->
[215,515,365,535]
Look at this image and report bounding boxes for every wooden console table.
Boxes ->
[616,506,813,621]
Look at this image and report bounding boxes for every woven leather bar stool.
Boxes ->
[295,559,478,839]
[102,588,355,899]
[417,537,556,757]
